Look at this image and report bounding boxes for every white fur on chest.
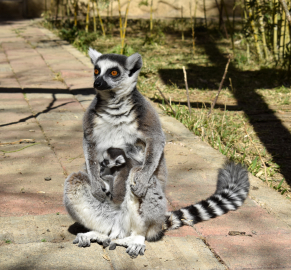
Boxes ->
[93,112,139,160]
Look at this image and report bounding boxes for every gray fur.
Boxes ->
[63,49,250,258]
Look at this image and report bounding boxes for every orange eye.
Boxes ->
[94,69,99,75]
[111,70,118,76]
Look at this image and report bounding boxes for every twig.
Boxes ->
[0,139,35,146]
[1,143,40,154]
[156,85,176,117]
[243,122,269,186]
[208,56,231,116]
[182,66,191,114]
[279,0,291,25]
[68,154,83,163]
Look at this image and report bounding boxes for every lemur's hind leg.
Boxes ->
[109,171,167,257]
[64,171,111,247]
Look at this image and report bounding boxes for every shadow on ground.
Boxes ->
[158,35,291,187]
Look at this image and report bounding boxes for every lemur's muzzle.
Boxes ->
[94,77,111,91]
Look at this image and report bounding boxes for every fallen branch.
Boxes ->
[243,122,269,187]
[0,139,35,146]
[156,85,176,117]
[208,56,231,116]
[182,66,191,114]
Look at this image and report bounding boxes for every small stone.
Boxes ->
[44,177,51,181]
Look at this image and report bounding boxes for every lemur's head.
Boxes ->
[88,48,142,92]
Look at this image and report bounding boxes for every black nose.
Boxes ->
[94,80,102,88]
[93,78,111,90]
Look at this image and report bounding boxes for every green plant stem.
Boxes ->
[1,143,40,154]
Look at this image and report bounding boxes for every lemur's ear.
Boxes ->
[88,47,102,64]
[115,155,126,166]
[126,53,143,77]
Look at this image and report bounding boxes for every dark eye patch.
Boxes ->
[107,67,120,78]
[94,66,101,76]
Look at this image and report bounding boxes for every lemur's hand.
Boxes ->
[91,179,107,203]
[130,167,150,198]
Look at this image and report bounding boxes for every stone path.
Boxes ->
[0,20,291,270]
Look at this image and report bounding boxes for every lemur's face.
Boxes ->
[88,48,143,92]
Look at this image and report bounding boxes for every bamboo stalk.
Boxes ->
[97,0,106,36]
[183,66,191,114]
[274,0,279,60]
[194,0,197,27]
[55,0,60,24]
[247,0,262,60]
[203,0,207,28]
[215,0,228,38]
[208,56,231,116]
[111,0,113,18]
[280,5,286,58]
[117,0,123,46]
[244,8,250,63]
[85,0,90,33]
[279,0,291,24]
[190,1,195,54]
[285,0,290,49]
[74,0,78,27]
[257,0,269,59]
[50,0,54,20]
[66,0,70,18]
[181,5,184,41]
[121,0,132,54]
[221,0,235,53]
[93,0,96,33]
[150,0,153,36]
[232,0,236,31]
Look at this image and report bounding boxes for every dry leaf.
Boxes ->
[102,254,111,261]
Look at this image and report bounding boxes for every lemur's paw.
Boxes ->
[130,170,149,198]
[126,244,146,258]
[73,233,91,248]
[102,238,111,248]
[130,181,148,198]
[92,187,106,203]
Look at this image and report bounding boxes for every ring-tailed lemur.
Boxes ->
[63,48,250,258]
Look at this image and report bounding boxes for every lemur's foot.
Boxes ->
[109,235,146,258]
[73,231,111,248]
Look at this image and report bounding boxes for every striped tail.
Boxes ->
[164,162,250,230]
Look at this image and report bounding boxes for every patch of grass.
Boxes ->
[41,239,47,242]
[5,240,12,244]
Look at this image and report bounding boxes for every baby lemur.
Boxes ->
[99,147,140,205]
[64,48,250,258]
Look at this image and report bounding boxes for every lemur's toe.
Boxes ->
[109,242,117,250]
[103,238,111,248]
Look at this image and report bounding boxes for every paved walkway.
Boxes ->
[0,20,291,270]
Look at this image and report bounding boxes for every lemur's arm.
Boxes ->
[131,102,166,198]
[83,137,106,202]
[82,99,106,202]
